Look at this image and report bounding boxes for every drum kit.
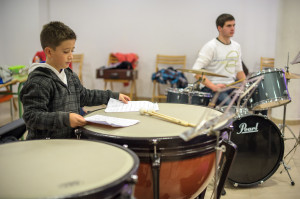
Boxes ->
[0,65,299,199]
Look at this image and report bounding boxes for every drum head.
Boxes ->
[82,103,230,161]
[228,115,284,186]
[0,139,139,198]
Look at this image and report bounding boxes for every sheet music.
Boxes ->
[105,98,159,112]
[85,114,139,127]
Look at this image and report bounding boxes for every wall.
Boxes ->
[272,0,300,121]
[0,0,279,98]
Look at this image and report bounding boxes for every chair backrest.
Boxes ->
[260,57,274,70]
[107,53,119,65]
[72,54,84,82]
[155,54,186,72]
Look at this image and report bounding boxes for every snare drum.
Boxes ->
[167,88,212,106]
[81,103,230,199]
[0,139,139,199]
[248,68,291,110]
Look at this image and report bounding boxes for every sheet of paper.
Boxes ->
[85,114,139,127]
[105,98,159,112]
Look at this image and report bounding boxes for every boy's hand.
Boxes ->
[119,94,131,104]
[69,113,87,128]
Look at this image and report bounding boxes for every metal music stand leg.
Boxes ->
[278,103,296,186]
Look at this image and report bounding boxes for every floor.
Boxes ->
[0,100,299,199]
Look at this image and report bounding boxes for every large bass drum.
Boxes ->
[227,114,284,186]
[0,139,139,199]
[80,103,230,199]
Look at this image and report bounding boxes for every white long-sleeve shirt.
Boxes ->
[192,38,243,85]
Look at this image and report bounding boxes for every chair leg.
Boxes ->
[12,97,17,111]
[129,80,134,100]
[104,81,107,90]
[152,81,156,102]
[134,80,137,100]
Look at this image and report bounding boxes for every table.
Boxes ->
[0,74,28,118]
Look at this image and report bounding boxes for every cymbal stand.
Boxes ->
[278,54,296,185]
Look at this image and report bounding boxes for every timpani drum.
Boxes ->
[80,103,230,199]
[0,139,139,199]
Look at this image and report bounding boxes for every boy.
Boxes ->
[20,21,130,140]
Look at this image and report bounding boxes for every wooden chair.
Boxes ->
[72,54,84,82]
[260,57,275,71]
[104,53,137,100]
[152,54,186,102]
[0,86,17,120]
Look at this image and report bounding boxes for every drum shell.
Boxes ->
[81,103,229,198]
[227,114,284,186]
[167,88,212,106]
[248,68,291,110]
[83,130,218,199]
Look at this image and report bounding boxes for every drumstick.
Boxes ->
[226,78,245,87]
[140,109,196,127]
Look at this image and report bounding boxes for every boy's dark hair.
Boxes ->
[40,21,76,50]
[216,13,235,28]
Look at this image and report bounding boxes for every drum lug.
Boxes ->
[233,183,238,187]
[151,139,161,199]
[259,180,264,184]
[74,129,82,139]
[127,174,138,184]
[121,175,138,199]
[123,144,129,148]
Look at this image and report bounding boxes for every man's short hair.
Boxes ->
[40,21,76,50]
[216,13,235,28]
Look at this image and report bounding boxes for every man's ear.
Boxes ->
[217,25,222,32]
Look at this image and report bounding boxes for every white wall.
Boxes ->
[0,0,279,98]
[272,0,300,121]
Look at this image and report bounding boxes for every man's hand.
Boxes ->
[211,84,227,92]
[69,113,87,128]
[119,94,131,104]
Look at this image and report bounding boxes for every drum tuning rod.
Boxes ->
[140,109,196,127]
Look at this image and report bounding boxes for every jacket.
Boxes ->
[20,66,119,139]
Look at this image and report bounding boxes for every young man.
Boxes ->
[192,13,246,106]
[20,21,130,139]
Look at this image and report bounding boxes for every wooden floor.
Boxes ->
[1,100,299,199]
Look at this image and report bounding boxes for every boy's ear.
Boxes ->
[44,47,52,58]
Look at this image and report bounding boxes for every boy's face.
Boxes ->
[218,20,235,38]
[46,39,75,71]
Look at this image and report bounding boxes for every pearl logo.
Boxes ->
[237,123,259,134]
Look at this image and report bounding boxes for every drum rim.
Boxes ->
[227,114,284,187]
[250,96,291,110]
[250,68,284,78]
[81,127,224,161]
[0,139,140,199]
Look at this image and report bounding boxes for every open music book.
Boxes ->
[85,115,139,127]
[105,98,159,112]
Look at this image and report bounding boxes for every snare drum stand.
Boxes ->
[278,64,297,186]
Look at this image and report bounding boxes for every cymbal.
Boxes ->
[177,68,228,77]
[285,72,300,79]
